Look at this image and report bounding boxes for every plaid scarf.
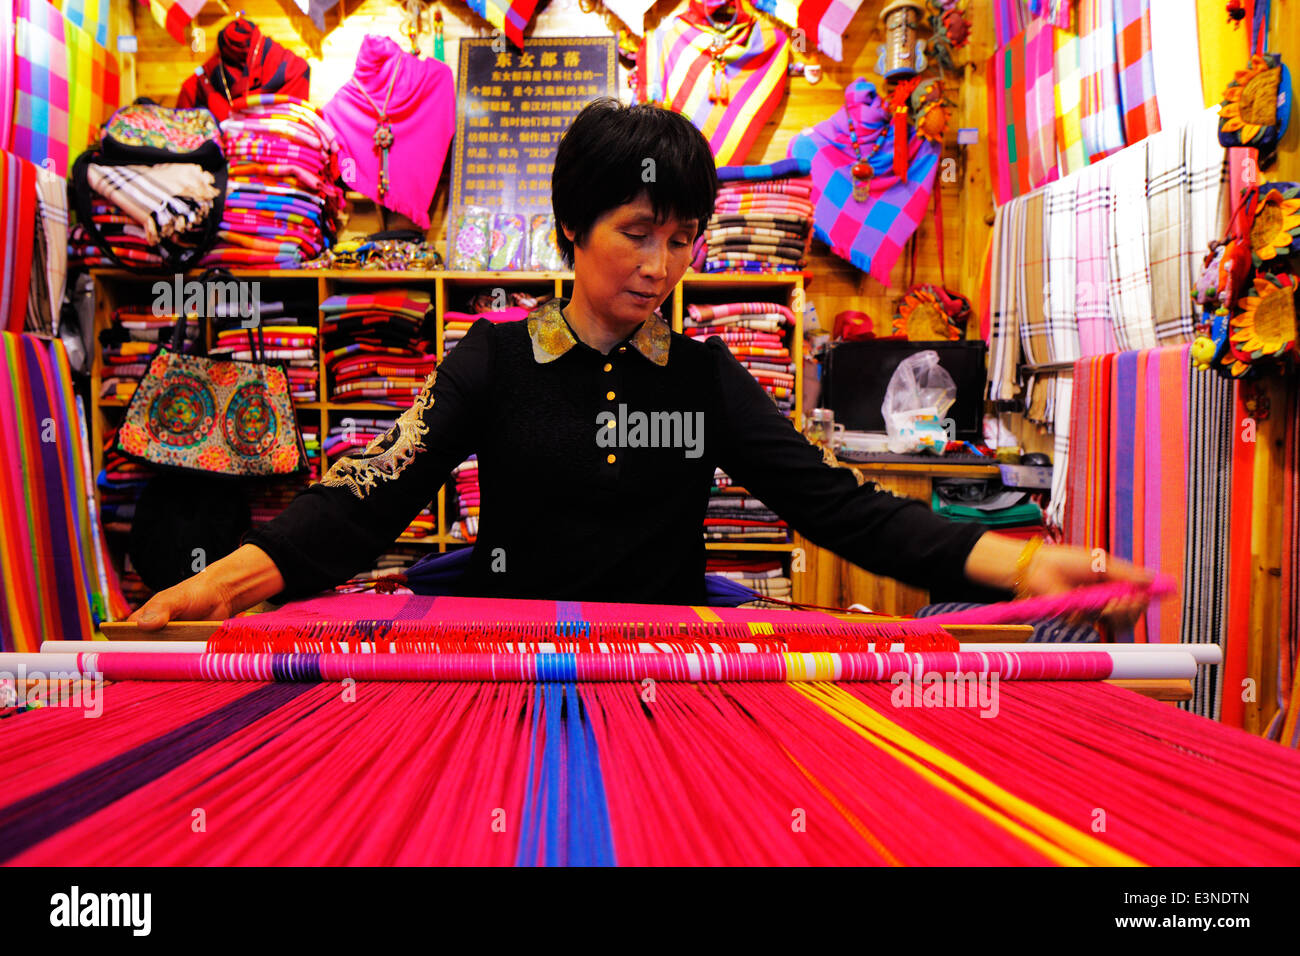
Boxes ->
[13,0,69,176]
[1113,0,1161,144]
[788,77,940,285]
[1078,0,1125,162]
[1145,125,1191,343]
[1106,142,1156,351]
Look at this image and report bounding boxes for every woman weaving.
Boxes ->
[132,99,1152,630]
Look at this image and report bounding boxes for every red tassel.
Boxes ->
[893,106,909,181]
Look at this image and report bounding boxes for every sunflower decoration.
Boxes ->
[893,285,969,340]
[1250,183,1300,267]
[1221,272,1297,377]
[1219,53,1283,146]
[910,79,953,144]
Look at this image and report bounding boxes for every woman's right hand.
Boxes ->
[127,573,235,631]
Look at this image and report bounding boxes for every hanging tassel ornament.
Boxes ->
[708,42,731,104]
[434,7,445,62]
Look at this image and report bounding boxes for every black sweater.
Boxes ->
[244,299,988,604]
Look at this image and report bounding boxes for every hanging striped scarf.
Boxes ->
[0,0,15,152]
[1113,0,1161,143]
[1078,0,1125,161]
[644,0,789,166]
[1053,24,1088,177]
[0,151,38,334]
[1106,142,1156,351]
[1024,19,1058,189]
[465,0,542,50]
[13,0,70,176]
[0,333,97,651]
[140,0,206,45]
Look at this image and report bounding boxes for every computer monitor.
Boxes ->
[819,340,989,442]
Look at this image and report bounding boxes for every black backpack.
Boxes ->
[71,100,228,271]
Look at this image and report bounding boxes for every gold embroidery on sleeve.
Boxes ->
[817,439,867,487]
[316,370,438,499]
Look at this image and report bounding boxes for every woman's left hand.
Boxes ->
[1019,543,1156,631]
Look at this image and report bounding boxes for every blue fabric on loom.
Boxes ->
[515,683,545,866]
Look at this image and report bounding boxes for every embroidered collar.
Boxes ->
[526,298,671,367]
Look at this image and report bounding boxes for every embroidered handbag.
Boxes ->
[115,310,308,478]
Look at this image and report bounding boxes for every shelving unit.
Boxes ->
[89,268,808,601]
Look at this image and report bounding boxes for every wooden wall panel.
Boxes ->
[120,0,988,336]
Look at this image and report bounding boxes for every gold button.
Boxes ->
[603,363,612,372]
[618,346,627,353]
[605,419,616,429]
[606,390,616,400]
[606,453,617,464]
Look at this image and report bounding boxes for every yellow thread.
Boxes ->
[791,683,1144,867]
[748,622,774,635]
[780,746,904,866]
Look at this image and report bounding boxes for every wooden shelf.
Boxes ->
[704,541,794,551]
[90,268,809,603]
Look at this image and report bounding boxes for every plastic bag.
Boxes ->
[882,351,957,454]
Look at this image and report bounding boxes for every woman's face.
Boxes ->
[564,193,699,328]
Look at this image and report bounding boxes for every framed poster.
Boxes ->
[448,36,616,271]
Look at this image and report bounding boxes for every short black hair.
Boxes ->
[552,98,718,268]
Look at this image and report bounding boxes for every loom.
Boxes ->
[3,582,1300,866]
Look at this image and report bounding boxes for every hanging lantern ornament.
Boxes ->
[876,1,928,80]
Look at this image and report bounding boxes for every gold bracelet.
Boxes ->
[1012,537,1044,597]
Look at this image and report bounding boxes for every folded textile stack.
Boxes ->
[451,456,479,527]
[97,437,152,536]
[705,468,789,542]
[245,429,322,527]
[933,478,1045,538]
[336,546,424,592]
[98,307,200,403]
[69,202,167,269]
[203,94,344,269]
[702,159,814,273]
[210,305,320,403]
[448,515,479,543]
[323,416,395,459]
[320,290,435,406]
[706,554,793,601]
[685,300,797,418]
[86,162,220,246]
[442,307,529,355]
